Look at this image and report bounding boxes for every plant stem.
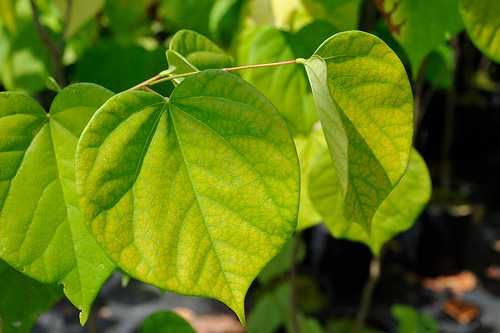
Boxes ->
[130,59,299,91]
[29,0,66,86]
[352,254,381,333]
[289,234,301,333]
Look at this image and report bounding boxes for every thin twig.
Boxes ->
[289,234,301,333]
[352,254,382,333]
[129,59,299,91]
[29,0,66,86]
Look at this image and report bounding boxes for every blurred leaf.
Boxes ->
[0,4,52,94]
[426,44,455,89]
[248,283,324,333]
[271,0,312,31]
[301,0,362,31]
[76,70,299,324]
[0,84,115,324]
[258,238,305,284]
[302,31,414,231]
[240,21,337,134]
[310,149,431,255]
[159,0,215,35]
[295,129,324,230]
[74,40,166,92]
[209,0,245,46]
[45,76,61,92]
[138,311,195,333]
[104,0,152,36]
[0,259,61,333]
[0,0,17,33]
[374,0,463,75]
[168,29,233,71]
[57,0,104,38]
[392,304,439,333]
[459,0,500,63]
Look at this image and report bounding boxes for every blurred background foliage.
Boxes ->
[0,0,500,332]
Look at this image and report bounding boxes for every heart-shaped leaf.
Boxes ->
[76,70,299,323]
[310,148,431,255]
[459,0,500,63]
[301,30,414,231]
[0,84,115,323]
[0,259,61,333]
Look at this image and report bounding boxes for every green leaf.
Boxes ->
[0,0,16,33]
[310,149,431,255]
[0,259,61,333]
[374,0,463,73]
[0,84,115,324]
[167,29,233,74]
[301,0,363,31]
[295,129,324,230]
[392,304,438,333]
[239,22,337,134]
[459,0,500,63]
[138,311,195,333]
[57,0,104,38]
[301,30,414,231]
[76,70,300,323]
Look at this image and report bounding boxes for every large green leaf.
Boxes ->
[459,0,500,63]
[0,84,115,323]
[0,259,61,333]
[138,311,195,333]
[310,149,431,255]
[76,70,300,323]
[239,22,337,134]
[301,30,414,231]
[374,0,463,73]
[167,29,233,74]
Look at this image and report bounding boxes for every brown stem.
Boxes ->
[352,254,381,333]
[29,0,66,86]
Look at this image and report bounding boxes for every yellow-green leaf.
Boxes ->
[301,30,414,231]
[310,148,431,255]
[0,84,115,323]
[76,70,300,323]
[459,0,500,63]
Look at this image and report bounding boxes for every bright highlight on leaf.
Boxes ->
[76,70,300,323]
[301,30,414,231]
[459,0,500,63]
[310,148,431,255]
[0,84,115,324]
